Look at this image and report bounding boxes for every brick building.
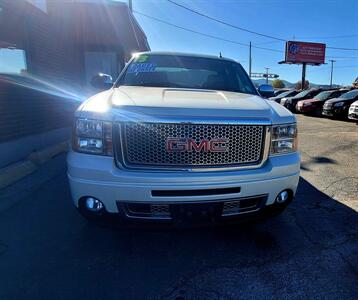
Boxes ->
[0,0,150,167]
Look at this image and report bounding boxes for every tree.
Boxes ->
[272,79,285,88]
[295,80,310,90]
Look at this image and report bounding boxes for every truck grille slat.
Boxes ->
[118,123,265,169]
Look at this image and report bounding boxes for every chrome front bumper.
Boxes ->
[67,151,300,214]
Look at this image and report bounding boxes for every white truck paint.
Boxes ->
[67,52,300,223]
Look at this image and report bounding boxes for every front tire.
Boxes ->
[314,106,323,117]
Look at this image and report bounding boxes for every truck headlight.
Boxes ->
[76,119,103,138]
[270,123,297,155]
[73,119,113,156]
[334,102,344,107]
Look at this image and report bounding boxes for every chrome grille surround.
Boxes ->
[115,120,270,171]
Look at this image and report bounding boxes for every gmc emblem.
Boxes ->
[166,138,228,153]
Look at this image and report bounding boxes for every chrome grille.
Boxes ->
[222,196,264,216]
[222,201,241,214]
[119,122,265,169]
[151,204,170,217]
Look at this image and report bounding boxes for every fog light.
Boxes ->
[276,190,289,204]
[85,197,104,212]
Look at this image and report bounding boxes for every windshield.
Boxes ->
[314,91,332,100]
[293,90,311,98]
[118,54,257,95]
[275,90,292,98]
[339,90,358,99]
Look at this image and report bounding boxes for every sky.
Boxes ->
[0,49,27,74]
[129,0,358,86]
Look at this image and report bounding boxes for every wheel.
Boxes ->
[314,106,323,117]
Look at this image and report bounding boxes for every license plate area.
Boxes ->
[171,202,223,222]
[120,195,267,222]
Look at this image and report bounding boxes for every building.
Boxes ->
[353,77,358,89]
[0,0,149,92]
[0,0,150,168]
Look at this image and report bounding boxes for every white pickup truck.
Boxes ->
[67,52,300,224]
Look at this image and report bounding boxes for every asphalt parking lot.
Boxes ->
[0,115,357,300]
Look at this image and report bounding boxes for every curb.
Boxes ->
[0,142,68,190]
[0,160,37,190]
[28,142,68,165]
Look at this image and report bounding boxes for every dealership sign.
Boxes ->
[285,41,326,64]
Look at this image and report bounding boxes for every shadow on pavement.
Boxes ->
[300,155,337,171]
[0,175,357,300]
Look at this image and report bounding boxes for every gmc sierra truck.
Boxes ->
[67,52,300,224]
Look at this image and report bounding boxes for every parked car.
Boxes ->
[269,90,299,103]
[257,84,275,98]
[296,89,349,116]
[348,100,358,121]
[67,52,300,225]
[273,88,290,97]
[322,89,358,118]
[281,89,323,112]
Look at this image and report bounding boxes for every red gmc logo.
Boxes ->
[166,138,228,153]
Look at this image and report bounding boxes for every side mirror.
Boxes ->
[258,84,275,99]
[91,73,113,90]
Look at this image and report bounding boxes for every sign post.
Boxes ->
[301,63,306,91]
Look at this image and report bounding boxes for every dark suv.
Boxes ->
[296,89,349,116]
[281,89,323,112]
[323,89,358,118]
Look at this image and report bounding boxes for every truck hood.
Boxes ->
[114,86,267,109]
[79,86,295,124]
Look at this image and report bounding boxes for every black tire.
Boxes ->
[314,106,323,117]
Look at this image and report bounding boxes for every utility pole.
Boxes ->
[329,60,336,88]
[265,67,270,84]
[249,41,252,78]
[129,0,133,12]
[301,63,306,91]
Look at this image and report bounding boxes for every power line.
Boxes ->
[135,11,358,60]
[166,0,358,51]
[134,11,283,53]
[334,65,358,69]
[326,55,358,59]
[326,46,358,51]
[134,11,248,47]
[297,34,358,40]
[166,0,286,42]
